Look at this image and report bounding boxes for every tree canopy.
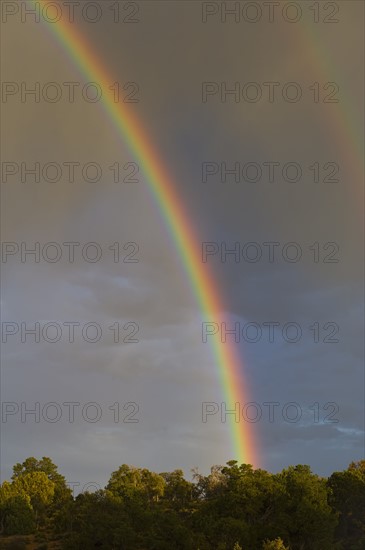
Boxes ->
[0,457,364,549]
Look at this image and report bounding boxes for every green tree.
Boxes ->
[192,464,227,500]
[193,462,276,548]
[63,490,137,549]
[106,464,165,504]
[160,469,194,510]
[262,538,289,550]
[11,456,72,533]
[12,456,70,499]
[274,465,337,550]
[2,456,364,549]
[0,471,54,535]
[0,495,35,535]
[327,460,365,549]
[12,471,55,525]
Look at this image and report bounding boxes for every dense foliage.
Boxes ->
[0,457,364,549]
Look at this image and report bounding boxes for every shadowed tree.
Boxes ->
[327,460,365,549]
[0,483,35,536]
[274,465,338,550]
[1,457,362,549]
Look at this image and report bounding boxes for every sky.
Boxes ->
[1,0,364,491]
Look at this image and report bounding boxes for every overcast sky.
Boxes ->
[1,0,364,490]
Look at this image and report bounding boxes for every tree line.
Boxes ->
[0,457,364,549]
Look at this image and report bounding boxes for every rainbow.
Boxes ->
[26,0,258,465]
[289,22,363,203]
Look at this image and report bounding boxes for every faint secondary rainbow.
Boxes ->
[27,0,258,465]
[293,21,363,207]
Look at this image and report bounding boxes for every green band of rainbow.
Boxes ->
[27,0,258,465]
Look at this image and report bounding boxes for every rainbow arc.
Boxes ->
[27,0,258,465]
